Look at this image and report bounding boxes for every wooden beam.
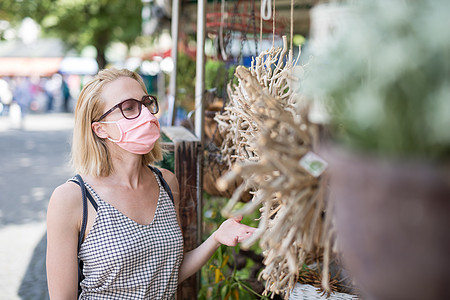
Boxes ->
[174,140,201,300]
[162,127,201,299]
[163,126,199,142]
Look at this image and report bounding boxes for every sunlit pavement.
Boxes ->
[0,112,74,132]
[0,112,74,299]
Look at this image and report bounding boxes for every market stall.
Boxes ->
[165,0,353,298]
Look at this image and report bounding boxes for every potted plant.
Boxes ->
[303,1,450,299]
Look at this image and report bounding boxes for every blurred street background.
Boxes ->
[0,113,73,299]
[0,2,190,299]
[0,4,183,297]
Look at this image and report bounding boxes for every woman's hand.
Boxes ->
[178,216,257,283]
[213,216,256,246]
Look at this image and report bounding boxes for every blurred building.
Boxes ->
[0,38,98,77]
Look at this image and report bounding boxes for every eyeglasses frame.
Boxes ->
[94,95,159,123]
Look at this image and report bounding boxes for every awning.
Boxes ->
[0,57,63,77]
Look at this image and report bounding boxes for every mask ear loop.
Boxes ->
[99,121,123,143]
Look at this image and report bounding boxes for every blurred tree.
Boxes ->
[0,0,143,68]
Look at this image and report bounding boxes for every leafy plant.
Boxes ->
[303,0,450,161]
[205,59,237,99]
[175,52,196,112]
[154,133,175,172]
[199,194,270,300]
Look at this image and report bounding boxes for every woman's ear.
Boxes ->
[92,122,109,139]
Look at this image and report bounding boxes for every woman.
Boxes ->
[46,68,255,299]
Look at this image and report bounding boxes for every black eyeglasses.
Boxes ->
[95,95,159,122]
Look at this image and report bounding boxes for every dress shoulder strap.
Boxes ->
[148,165,174,204]
[68,174,96,296]
[68,177,98,211]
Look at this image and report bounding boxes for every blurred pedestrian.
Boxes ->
[12,77,32,128]
[45,73,64,112]
[0,78,13,115]
[61,75,71,113]
[46,68,256,299]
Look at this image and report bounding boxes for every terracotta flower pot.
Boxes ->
[326,147,450,300]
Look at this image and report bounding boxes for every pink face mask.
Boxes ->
[100,108,160,154]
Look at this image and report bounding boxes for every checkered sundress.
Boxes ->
[77,171,184,299]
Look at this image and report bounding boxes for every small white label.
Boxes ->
[299,151,328,177]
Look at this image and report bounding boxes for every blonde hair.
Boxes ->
[72,68,163,177]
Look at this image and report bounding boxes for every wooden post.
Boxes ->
[174,140,200,299]
[169,0,181,125]
[161,127,200,299]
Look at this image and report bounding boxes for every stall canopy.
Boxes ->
[0,38,98,76]
[146,0,320,36]
[0,56,98,77]
[0,57,63,77]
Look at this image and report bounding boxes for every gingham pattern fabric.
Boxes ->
[76,171,184,299]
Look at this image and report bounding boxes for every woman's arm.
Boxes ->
[178,216,256,283]
[46,182,82,300]
[159,168,256,283]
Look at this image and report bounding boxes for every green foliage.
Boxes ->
[205,60,236,98]
[200,194,269,300]
[1,0,143,68]
[157,151,174,173]
[303,0,450,160]
[174,49,240,112]
[154,133,175,172]
[198,245,267,300]
[175,52,196,111]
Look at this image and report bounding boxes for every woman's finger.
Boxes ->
[233,215,243,222]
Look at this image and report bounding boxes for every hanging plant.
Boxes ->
[216,37,335,299]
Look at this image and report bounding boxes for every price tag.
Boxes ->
[299,151,328,177]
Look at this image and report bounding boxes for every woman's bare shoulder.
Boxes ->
[158,167,175,179]
[159,168,177,181]
[51,180,83,203]
[158,168,179,193]
[47,180,83,224]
